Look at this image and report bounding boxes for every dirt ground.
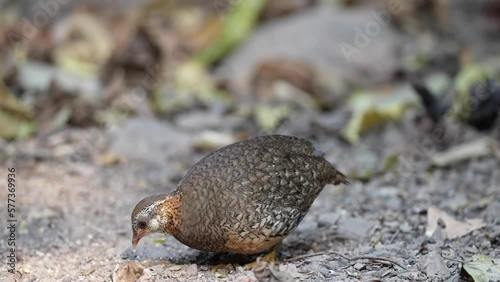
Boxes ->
[0,111,499,281]
[1,1,500,281]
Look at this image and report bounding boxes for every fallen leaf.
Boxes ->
[341,84,418,143]
[253,57,317,97]
[426,206,486,239]
[195,0,267,65]
[254,104,291,132]
[431,138,497,167]
[173,60,230,108]
[462,255,500,282]
[54,12,114,76]
[450,64,492,121]
[112,261,144,282]
[0,83,35,140]
[193,131,237,152]
[97,152,121,166]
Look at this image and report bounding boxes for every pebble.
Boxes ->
[417,251,451,278]
[305,262,331,278]
[353,263,365,271]
[295,220,318,237]
[326,260,347,270]
[186,264,198,277]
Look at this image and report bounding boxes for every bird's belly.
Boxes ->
[223,228,284,254]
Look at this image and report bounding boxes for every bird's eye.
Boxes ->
[137,221,147,229]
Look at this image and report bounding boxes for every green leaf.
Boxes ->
[0,83,34,140]
[341,85,418,144]
[196,0,266,65]
[254,104,291,132]
[449,64,492,121]
[153,238,166,244]
[463,256,500,282]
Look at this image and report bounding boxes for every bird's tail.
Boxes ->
[324,162,350,185]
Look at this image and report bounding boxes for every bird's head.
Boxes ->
[131,194,179,248]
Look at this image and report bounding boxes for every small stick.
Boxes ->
[441,254,465,264]
[389,229,400,244]
[285,251,408,270]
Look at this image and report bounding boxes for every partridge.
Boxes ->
[131,135,348,254]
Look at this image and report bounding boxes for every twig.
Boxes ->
[285,251,407,270]
[388,229,400,244]
[441,254,465,264]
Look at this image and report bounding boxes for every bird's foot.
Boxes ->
[242,249,277,270]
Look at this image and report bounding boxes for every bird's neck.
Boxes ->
[157,192,182,235]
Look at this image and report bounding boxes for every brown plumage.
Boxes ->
[131,135,348,254]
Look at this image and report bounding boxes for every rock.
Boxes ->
[295,219,318,237]
[327,260,347,270]
[186,264,198,277]
[353,263,365,271]
[216,3,406,87]
[108,117,193,166]
[305,262,331,278]
[112,262,144,282]
[417,252,451,278]
[337,217,375,238]
[317,212,340,227]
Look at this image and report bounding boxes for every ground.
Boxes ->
[0,111,499,281]
[1,1,499,281]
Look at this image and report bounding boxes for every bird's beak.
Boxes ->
[132,230,146,249]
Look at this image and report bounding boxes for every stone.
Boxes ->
[337,217,375,238]
[216,3,406,87]
[317,212,340,227]
[417,252,451,278]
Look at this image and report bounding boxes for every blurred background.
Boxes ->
[0,0,500,281]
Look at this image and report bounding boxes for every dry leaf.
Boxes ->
[431,138,497,167]
[253,57,317,97]
[97,152,121,166]
[463,255,500,282]
[112,261,144,282]
[54,13,114,76]
[426,207,486,239]
[193,131,237,152]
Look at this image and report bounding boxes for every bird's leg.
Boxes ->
[242,244,279,270]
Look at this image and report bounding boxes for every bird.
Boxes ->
[131,135,348,257]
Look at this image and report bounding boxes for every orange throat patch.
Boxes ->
[157,193,182,235]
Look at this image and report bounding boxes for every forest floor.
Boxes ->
[1,113,499,281]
